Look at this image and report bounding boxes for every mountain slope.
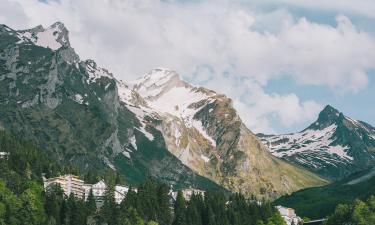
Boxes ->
[123,68,326,198]
[258,105,375,180]
[0,22,325,197]
[275,166,375,219]
[0,22,224,191]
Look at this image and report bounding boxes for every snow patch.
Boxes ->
[174,126,182,146]
[34,26,62,50]
[73,94,84,104]
[200,154,210,163]
[192,120,216,147]
[103,157,116,170]
[262,124,353,161]
[104,83,111,90]
[86,61,113,83]
[117,81,133,103]
[18,25,63,50]
[148,87,208,117]
[130,135,137,150]
[122,151,131,159]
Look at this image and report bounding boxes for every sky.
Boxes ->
[1,0,375,134]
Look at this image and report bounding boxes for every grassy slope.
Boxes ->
[274,168,375,219]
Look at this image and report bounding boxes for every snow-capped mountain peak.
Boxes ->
[131,68,189,100]
[258,105,375,180]
[129,69,216,117]
[17,21,70,50]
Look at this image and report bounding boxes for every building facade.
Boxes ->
[43,174,85,198]
[171,188,205,201]
[276,206,301,225]
[0,152,10,160]
[83,180,129,204]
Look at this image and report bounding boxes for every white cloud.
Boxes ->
[258,0,375,19]
[203,76,322,133]
[2,0,375,133]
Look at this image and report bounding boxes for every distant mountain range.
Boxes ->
[0,22,325,198]
[258,105,375,180]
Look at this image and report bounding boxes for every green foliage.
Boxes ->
[325,195,375,225]
[100,184,118,225]
[173,191,186,225]
[275,167,375,219]
[0,131,286,225]
[86,188,97,216]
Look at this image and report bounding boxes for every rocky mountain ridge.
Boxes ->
[0,22,325,198]
[119,67,326,198]
[258,105,375,180]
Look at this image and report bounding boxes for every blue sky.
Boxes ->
[264,71,375,133]
[1,0,375,134]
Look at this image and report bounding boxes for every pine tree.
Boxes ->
[173,191,186,225]
[186,194,202,225]
[157,183,172,225]
[100,183,118,225]
[86,189,96,216]
[44,184,64,225]
[115,171,125,185]
[119,207,145,225]
[120,186,137,210]
[136,179,159,221]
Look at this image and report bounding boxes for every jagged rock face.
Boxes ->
[0,23,225,191]
[0,22,325,197]
[126,68,326,198]
[258,105,375,180]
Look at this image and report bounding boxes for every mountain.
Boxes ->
[0,22,325,198]
[258,105,375,180]
[0,22,224,192]
[126,68,326,197]
[275,166,375,219]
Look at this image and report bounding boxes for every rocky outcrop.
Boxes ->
[258,105,375,180]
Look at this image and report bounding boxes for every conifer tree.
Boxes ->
[136,179,159,221]
[121,186,137,210]
[186,193,202,225]
[157,183,172,225]
[173,191,186,225]
[86,189,96,216]
[100,184,118,225]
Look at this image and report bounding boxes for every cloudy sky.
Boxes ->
[1,0,375,134]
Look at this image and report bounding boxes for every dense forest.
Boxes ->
[325,195,375,225]
[0,131,286,225]
[275,167,375,219]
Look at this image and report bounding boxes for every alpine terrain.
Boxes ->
[0,22,325,198]
[275,165,375,219]
[258,105,375,180]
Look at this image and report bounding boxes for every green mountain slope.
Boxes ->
[275,166,375,219]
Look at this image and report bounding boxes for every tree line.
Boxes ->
[0,131,286,225]
[324,195,375,225]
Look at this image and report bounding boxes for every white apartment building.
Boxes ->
[83,180,129,204]
[0,152,10,160]
[276,205,301,225]
[171,188,205,201]
[43,174,85,198]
